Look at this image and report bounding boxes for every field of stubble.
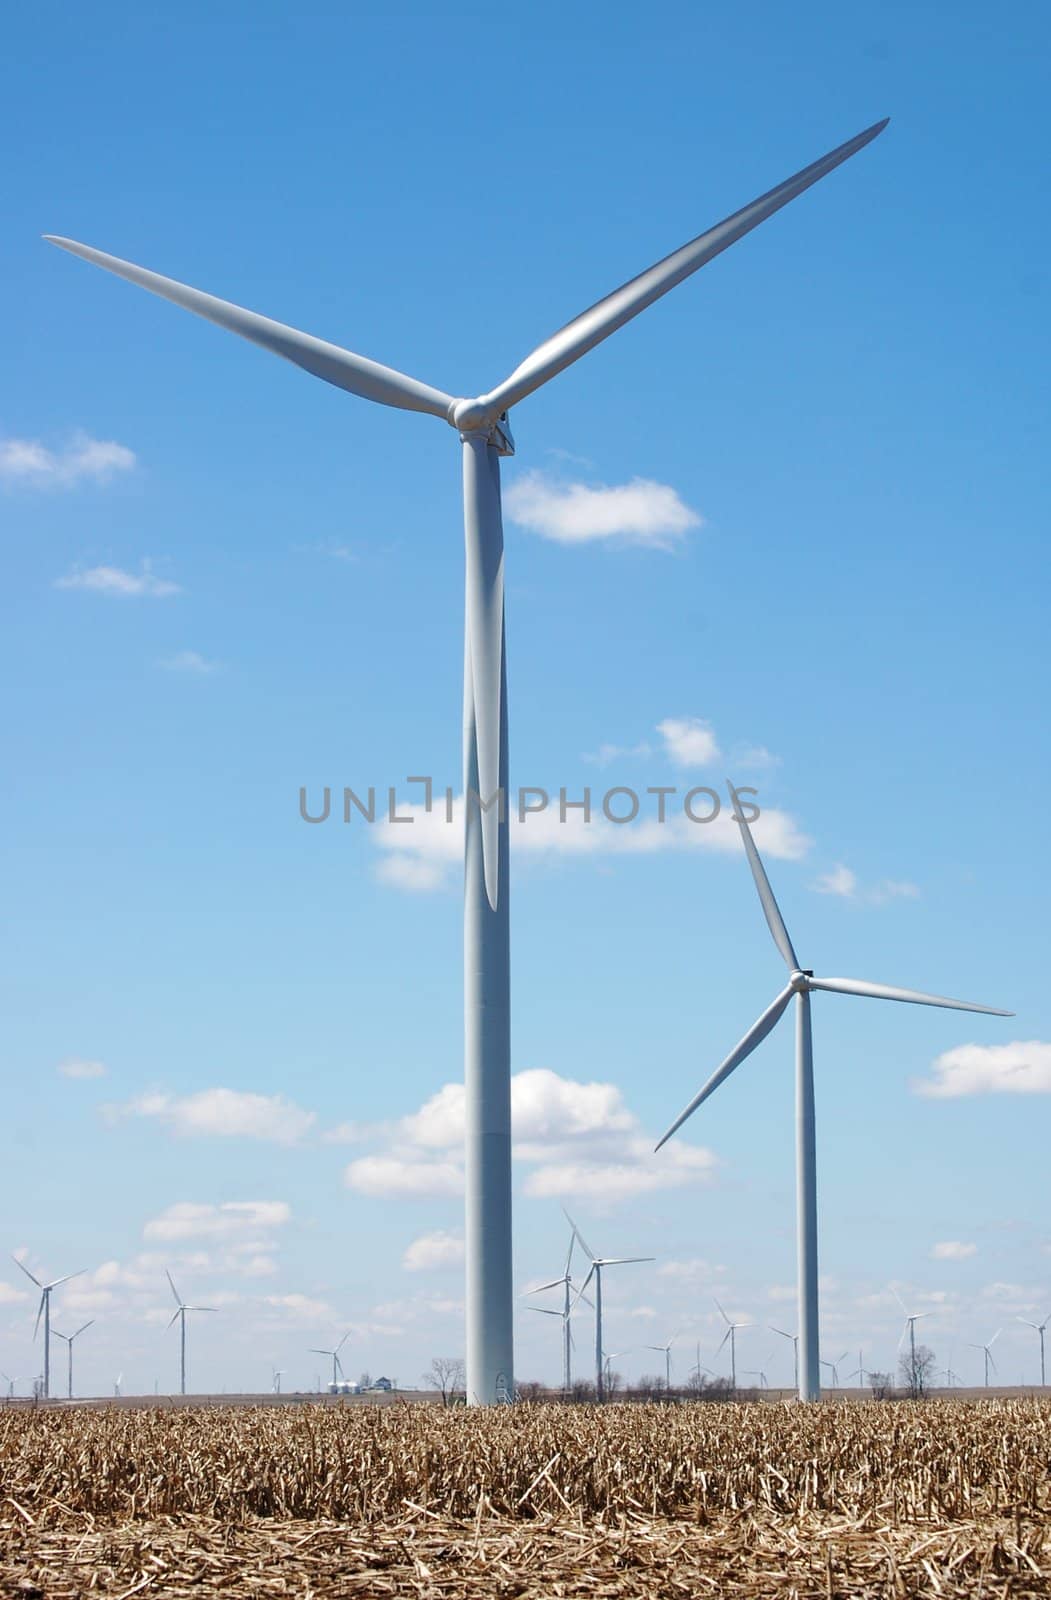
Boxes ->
[2,1398,1050,1597]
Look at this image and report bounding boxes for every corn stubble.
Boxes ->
[2,1398,1049,1596]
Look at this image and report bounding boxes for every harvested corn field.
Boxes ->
[2,1398,1050,1596]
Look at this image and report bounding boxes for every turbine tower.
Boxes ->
[968,1329,1001,1388]
[526,1230,591,1397]
[714,1298,751,1391]
[567,1211,653,1401]
[1018,1313,1049,1387]
[52,1320,95,1400]
[165,1271,216,1395]
[657,786,1010,1400]
[46,121,890,1404]
[309,1332,350,1389]
[820,1350,848,1389]
[12,1257,85,1400]
[644,1335,677,1393]
[894,1290,931,1392]
[272,1367,285,1395]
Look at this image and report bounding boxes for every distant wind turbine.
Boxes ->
[526,1226,588,1396]
[714,1298,751,1391]
[309,1332,350,1389]
[603,1350,631,1391]
[113,1373,123,1398]
[165,1271,217,1396]
[12,1257,86,1399]
[656,785,1010,1401]
[644,1335,678,1392]
[1,1372,18,1400]
[770,1325,799,1392]
[968,1329,1001,1388]
[743,1360,772,1392]
[846,1350,868,1388]
[272,1367,285,1395]
[52,1320,95,1400]
[1018,1313,1049,1387]
[820,1350,848,1389]
[566,1211,653,1401]
[46,119,890,1404]
[894,1289,931,1388]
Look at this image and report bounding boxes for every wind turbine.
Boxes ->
[113,1373,123,1398]
[743,1359,772,1392]
[968,1329,1001,1388]
[526,1228,582,1396]
[272,1367,285,1395]
[165,1271,217,1396]
[657,786,1010,1401]
[644,1335,677,1393]
[1018,1313,1049,1387]
[1,1372,18,1400]
[52,1320,95,1400]
[770,1325,800,1392]
[820,1350,848,1389]
[846,1350,868,1388]
[45,120,890,1404]
[603,1350,631,1393]
[12,1257,86,1400]
[566,1211,653,1401]
[894,1290,932,1392]
[714,1298,751,1391]
[309,1332,350,1390]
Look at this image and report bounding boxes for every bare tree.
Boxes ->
[898,1343,937,1399]
[868,1370,893,1400]
[423,1357,465,1406]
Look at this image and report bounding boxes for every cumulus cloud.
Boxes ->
[143,1201,291,1242]
[159,650,218,674]
[402,1231,465,1272]
[120,1087,316,1143]
[811,864,920,905]
[931,1241,977,1261]
[58,1057,107,1079]
[344,1067,717,1204]
[505,471,701,549]
[657,717,721,767]
[372,788,809,894]
[0,431,136,488]
[812,863,857,898]
[0,1281,30,1305]
[913,1041,1050,1099]
[56,561,181,597]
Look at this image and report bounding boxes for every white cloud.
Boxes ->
[0,431,136,488]
[657,717,721,767]
[262,1292,334,1324]
[0,1281,30,1305]
[159,650,218,674]
[373,789,809,894]
[58,1057,107,1079]
[345,1067,716,1205]
[402,1231,465,1272]
[658,1258,727,1283]
[121,1087,316,1143]
[914,1041,1050,1099]
[374,855,448,892]
[870,879,920,904]
[56,561,181,597]
[582,740,653,767]
[143,1201,291,1242]
[812,863,857,898]
[730,744,780,771]
[505,471,701,549]
[931,1241,977,1261]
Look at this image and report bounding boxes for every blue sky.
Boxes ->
[1,0,1049,1396]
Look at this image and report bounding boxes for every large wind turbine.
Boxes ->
[567,1212,653,1401]
[894,1290,932,1393]
[47,120,889,1405]
[52,1320,95,1401]
[1018,1313,1049,1387]
[526,1229,591,1396]
[968,1329,1001,1388]
[12,1257,85,1400]
[657,786,1010,1400]
[770,1325,799,1392]
[644,1335,677,1393]
[309,1332,350,1389]
[165,1271,216,1396]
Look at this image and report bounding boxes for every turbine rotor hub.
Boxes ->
[790,970,811,993]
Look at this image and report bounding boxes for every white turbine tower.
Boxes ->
[894,1290,931,1391]
[657,786,1010,1401]
[113,1373,123,1398]
[165,1271,217,1396]
[272,1367,285,1395]
[567,1211,653,1402]
[968,1329,1001,1388]
[52,1320,95,1400]
[526,1230,592,1397]
[12,1257,86,1400]
[309,1332,350,1390]
[714,1298,751,1391]
[770,1325,799,1392]
[45,122,890,1404]
[1018,1313,1049,1388]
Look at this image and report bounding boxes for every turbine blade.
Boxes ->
[989,1328,1002,1347]
[727,783,799,970]
[807,975,1012,1015]
[569,1265,596,1310]
[12,1257,42,1289]
[528,1277,569,1295]
[598,1257,655,1266]
[45,1270,86,1292]
[463,444,505,911]
[166,1311,180,1332]
[33,1294,45,1340]
[656,985,794,1149]
[44,237,455,420]
[481,120,888,415]
[713,1296,731,1326]
[165,1270,183,1308]
[562,1209,596,1264]
[73,1321,95,1339]
[336,1332,350,1355]
[716,1327,731,1356]
[529,1306,562,1317]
